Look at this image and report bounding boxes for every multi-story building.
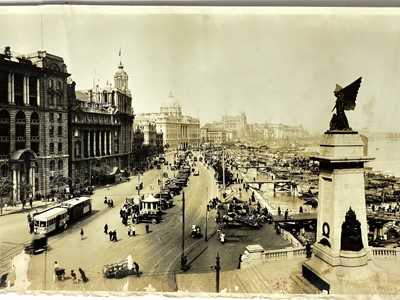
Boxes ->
[221,113,248,140]
[67,60,134,189]
[134,120,163,149]
[200,125,227,145]
[264,123,308,140]
[136,93,200,150]
[0,46,70,203]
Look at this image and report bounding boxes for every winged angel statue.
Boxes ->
[329,77,362,131]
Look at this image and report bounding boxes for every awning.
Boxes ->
[109,167,120,175]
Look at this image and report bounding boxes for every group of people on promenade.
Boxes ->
[53,261,88,284]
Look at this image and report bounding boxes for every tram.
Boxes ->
[33,196,92,235]
[33,207,68,235]
[60,196,92,224]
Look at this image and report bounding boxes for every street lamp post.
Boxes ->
[181,191,187,271]
[205,186,208,242]
[137,172,140,198]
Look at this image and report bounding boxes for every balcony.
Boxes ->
[0,118,10,123]
[16,136,25,141]
[31,119,39,124]
[31,136,40,141]
[15,119,26,124]
[0,136,9,141]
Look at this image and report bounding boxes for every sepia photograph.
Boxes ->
[1,4,400,299]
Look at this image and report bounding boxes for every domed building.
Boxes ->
[136,92,200,150]
[67,58,134,189]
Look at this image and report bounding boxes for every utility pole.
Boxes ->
[205,186,208,242]
[215,252,220,293]
[222,147,226,196]
[181,191,187,271]
[137,172,140,197]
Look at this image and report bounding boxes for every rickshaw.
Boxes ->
[24,234,48,255]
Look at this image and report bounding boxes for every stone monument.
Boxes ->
[302,77,387,294]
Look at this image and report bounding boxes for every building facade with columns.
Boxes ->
[0,46,70,203]
[67,60,134,190]
[136,93,200,150]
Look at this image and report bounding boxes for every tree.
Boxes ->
[0,178,13,213]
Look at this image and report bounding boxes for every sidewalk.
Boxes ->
[0,199,58,217]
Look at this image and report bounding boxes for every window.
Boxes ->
[58,143,62,153]
[49,113,54,123]
[57,81,62,90]
[58,126,62,137]
[49,126,54,137]
[74,129,79,137]
[49,160,55,171]
[50,143,54,154]
[49,79,53,88]
[58,159,63,170]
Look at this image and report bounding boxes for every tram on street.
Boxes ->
[33,196,92,235]
[60,196,92,224]
[33,207,68,235]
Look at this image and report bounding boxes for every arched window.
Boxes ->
[1,164,8,177]
[49,160,55,172]
[58,159,63,171]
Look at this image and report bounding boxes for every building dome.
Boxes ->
[114,62,129,91]
[160,92,182,116]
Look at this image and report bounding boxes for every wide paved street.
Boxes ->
[1,151,291,293]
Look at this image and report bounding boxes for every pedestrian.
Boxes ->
[108,230,113,241]
[128,226,132,237]
[22,199,26,209]
[299,206,303,214]
[104,197,108,204]
[237,254,242,269]
[80,228,84,240]
[104,224,108,234]
[133,262,140,277]
[70,270,77,283]
[145,224,149,233]
[29,221,34,234]
[78,268,88,283]
[306,241,312,258]
[113,230,117,242]
[278,206,281,216]
[29,197,33,208]
[131,225,136,236]
[284,209,289,220]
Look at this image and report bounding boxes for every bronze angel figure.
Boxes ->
[329,77,362,131]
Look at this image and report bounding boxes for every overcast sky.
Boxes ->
[1,6,400,133]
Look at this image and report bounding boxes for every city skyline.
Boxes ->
[2,6,400,134]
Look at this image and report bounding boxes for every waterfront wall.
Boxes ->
[241,246,400,268]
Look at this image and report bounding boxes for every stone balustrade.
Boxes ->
[241,245,400,268]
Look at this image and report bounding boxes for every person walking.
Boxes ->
[70,270,77,283]
[108,230,113,241]
[284,209,289,220]
[133,262,140,277]
[29,197,33,208]
[306,241,312,258]
[145,224,149,234]
[78,268,88,283]
[80,228,84,240]
[104,224,108,234]
[131,225,136,236]
[113,230,117,242]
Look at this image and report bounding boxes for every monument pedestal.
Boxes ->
[302,131,387,294]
